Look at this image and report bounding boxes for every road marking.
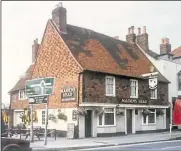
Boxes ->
[161,145,181,150]
[77,140,181,151]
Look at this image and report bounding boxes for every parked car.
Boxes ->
[1,110,32,151]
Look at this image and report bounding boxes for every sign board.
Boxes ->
[29,96,48,104]
[119,98,148,104]
[72,110,77,121]
[67,123,75,139]
[25,78,55,97]
[61,87,76,101]
[149,76,158,90]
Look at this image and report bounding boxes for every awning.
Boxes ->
[173,99,181,125]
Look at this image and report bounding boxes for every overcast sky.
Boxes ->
[2,1,181,106]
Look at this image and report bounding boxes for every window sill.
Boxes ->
[130,96,138,99]
[142,123,156,126]
[105,94,116,97]
[97,125,116,128]
[150,98,157,100]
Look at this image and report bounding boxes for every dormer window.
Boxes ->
[178,72,181,90]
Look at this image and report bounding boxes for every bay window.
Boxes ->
[142,109,156,124]
[98,108,115,126]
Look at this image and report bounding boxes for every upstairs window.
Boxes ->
[150,89,157,99]
[19,90,27,100]
[178,73,181,90]
[105,76,115,96]
[130,79,138,98]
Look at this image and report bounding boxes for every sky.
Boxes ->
[2,1,181,106]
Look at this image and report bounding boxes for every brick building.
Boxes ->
[9,4,170,138]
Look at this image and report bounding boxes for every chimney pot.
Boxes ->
[160,37,171,54]
[131,26,134,34]
[138,27,141,35]
[32,39,40,63]
[128,28,131,34]
[143,26,146,34]
[114,36,119,40]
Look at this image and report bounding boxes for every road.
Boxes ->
[78,140,181,151]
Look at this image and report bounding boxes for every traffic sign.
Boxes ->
[25,77,55,97]
[29,96,48,104]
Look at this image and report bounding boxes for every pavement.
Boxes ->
[12,130,181,151]
[78,140,181,150]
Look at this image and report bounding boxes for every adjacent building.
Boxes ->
[9,4,170,138]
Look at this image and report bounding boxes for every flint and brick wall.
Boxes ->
[82,71,168,105]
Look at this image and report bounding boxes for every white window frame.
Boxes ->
[19,90,27,100]
[178,74,181,90]
[142,109,156,125]
[150,88,157,99]
[42,111,46,125]
[97,107,116,127]
[105,76,116,97]
[130,79,138,98]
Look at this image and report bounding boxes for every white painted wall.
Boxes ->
[13,108,77,131]
[13,110,24,126]
[135,109,166,131]
[145,54,181,102]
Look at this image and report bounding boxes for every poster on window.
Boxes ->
[149,76,157,90]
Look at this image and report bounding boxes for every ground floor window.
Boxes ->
[98,108,115,126]
[142,109,156,124]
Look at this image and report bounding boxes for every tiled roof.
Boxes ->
[51,20,169,83]
[8,64,34,93]
[171,46,181,57]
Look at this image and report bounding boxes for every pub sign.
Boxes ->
[61,87,77,101]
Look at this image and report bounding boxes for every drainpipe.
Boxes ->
[77,71,83,138]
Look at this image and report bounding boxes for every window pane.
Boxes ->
[143,115,147,123]
[148,113,155,123]
[104,113,114,125]
[99,115,102,125]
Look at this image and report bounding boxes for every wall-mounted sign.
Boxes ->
[72,110,77,121]
[120,98,148,104]
[29,96,48,104]
[61,87,76,101]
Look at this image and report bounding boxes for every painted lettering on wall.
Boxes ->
[120,98,148,104]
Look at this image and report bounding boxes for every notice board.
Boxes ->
[67,123,75,139]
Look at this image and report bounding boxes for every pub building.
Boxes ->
[9,3,170,138]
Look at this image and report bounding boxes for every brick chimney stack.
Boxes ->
[136,26,149,51]
[160,37,171,54]
[32,39,40,63]
[52,2,67,34]
[126,26,136,44]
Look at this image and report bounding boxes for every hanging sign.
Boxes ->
[149,76,158,90]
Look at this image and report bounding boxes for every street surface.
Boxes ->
[79,140,181,151]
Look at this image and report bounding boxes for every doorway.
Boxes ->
[127,109,132,134]
[85,110,92,137]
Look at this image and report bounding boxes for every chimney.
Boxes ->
[136,26,149,51]
[32,39,40,63]
[126,26,136,44]
[160,37,171,54]
[114,36,119,40]
[52,2,67,34]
